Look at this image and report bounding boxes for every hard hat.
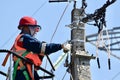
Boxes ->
[18,16,41,30]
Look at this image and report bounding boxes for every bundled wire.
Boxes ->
[96,26,111,69]
[82,0,116,70]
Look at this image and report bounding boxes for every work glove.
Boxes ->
[62,41,71,53]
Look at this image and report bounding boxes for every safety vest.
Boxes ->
[12,34,44,80]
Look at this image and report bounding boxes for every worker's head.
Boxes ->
[18,16,41,36]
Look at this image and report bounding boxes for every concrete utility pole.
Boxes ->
[69,1,95,80]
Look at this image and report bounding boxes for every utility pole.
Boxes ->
[69,1,95,80]
[49,1,95,80]
[49,0,116,80]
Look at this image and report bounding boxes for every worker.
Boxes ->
[11,16,71,80]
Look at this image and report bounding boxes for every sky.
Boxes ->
[0,0,120,80]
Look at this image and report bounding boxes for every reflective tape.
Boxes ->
[41,43,46,53]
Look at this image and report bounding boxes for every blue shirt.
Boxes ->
[21,34,62,55]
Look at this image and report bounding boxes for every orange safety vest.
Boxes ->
[12,34,44,80]
[12,34,43,67]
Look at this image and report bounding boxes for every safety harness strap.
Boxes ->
[13,51,30,80]
[23,70,30,80]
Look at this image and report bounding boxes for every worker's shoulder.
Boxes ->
[20,34,34,40]
[21,34,38,42]
[21,34,31,38]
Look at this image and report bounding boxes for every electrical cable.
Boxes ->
[113,32,120,48]
[104,27,111,69]
[0,1,49,80]
[1,0,47,48]
[111,29,120,75]
[1,0,76,80]
[70,72,73,80]
[100,27,111,69]
[31,1,47,17]
[111,71,120,80]
[30,0,55,79]
[50,2,70,42]
[95,25,111,69]
[96,30,102,69]
[42,2,70,80]
[61,70,67,80]
[0,30,18,48]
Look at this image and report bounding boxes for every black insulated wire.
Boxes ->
[108,58,111,70]
[97,57,100,69]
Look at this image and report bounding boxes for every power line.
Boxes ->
[31,1,47,17]
[42,2,70,79]
[112,72,120,80]
[50,2,70,42]
[0,1,47,49]
[0,30,18,48]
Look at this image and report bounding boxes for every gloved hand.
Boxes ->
[62,41,71,53]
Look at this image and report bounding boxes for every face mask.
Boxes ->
[29,26,40,37]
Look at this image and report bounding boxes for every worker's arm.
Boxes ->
[21,34,62,54]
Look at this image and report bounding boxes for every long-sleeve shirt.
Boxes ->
[19,34,62,55]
